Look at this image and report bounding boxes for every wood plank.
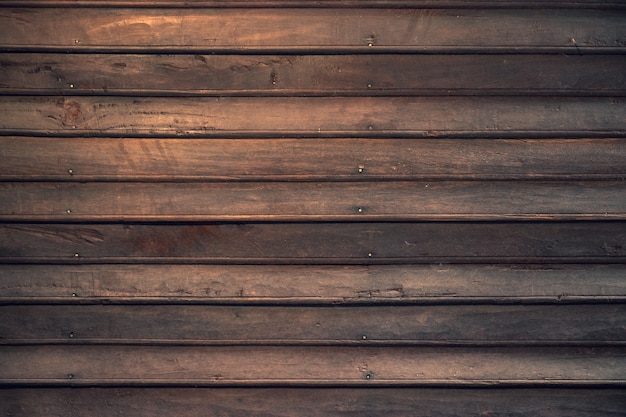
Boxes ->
[1,304,624,345]
[1,96,624,137]
[1,8,624,53]
[2,264,625,304]
[3,1,626,9]
[2,137,625,181]
[1,345,624,386]
[1,222,625,264]
[2,54,625,96]
[1,181,625,222]
[2,387,625,417]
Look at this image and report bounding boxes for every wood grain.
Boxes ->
[1,304,624,345]
[1,222,625,264]
[2,137,625,181]
[1,345,624,386]
[1,8,624,52]
[2,181,625,221]
[2,264,625,304]
[2,54,624,96]
[1,96,624,137]
[3,387,625,417]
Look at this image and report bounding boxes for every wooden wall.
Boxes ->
[1,1,626,415]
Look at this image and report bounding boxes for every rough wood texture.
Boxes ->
[1,8,624,52]
[2,181,625,221]
[1,304,624,345]
[3,388,626,417]
[1,345,624,386]
[1,0,624,413]
[2,54,625,96]
[1,264,625,304]
[2,137,626,181]
[1,96,624,137]
[2,222,625,264]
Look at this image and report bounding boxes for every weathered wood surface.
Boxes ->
[1,97,624,137]
[1,222,625,264]
[3,138,626,181]
[3,0,626,8]
[1,345,624,386]
[1,9,624,52]
[2,54,625,96]
[1,304,624,345]
[2,181,625,221]
[3,388,625,417]
[2,264,625,304]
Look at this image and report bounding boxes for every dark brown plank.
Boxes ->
[3,387,625,417]
[2,54,625,96]
[2,137,625,181]
[1,222,625,264]
[2,1,626,8]
[2,181,625,222]
[1,9,624,52]
[1,345,624,386]
[1,96,624,137]
[1,304,624,345]
[2,264,625,304]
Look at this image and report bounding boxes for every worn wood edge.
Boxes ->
[2,214,626,222]
[2,1,626,8]
[4,130,626,139]
[3,339,625,347]
[5,88,626,97]
[3,257,626,265]
[2,296,624,305]
[1,378,624,388]
[2,45,624,55]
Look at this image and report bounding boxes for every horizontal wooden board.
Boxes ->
[2,264,625,304]
[1,345,624,386]
[1,222,625,264]
[1,96,624,137]
[2,137,625,181]
[3,1,626,8]
[3,387,625,417]
[1,304,624,345]
[2,54,625,96]
[1,181,625,222]
[1,9,624,53]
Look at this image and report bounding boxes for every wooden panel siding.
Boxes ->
[2,54,625,96]
[2,137,626,181]
[1,0,625,415]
